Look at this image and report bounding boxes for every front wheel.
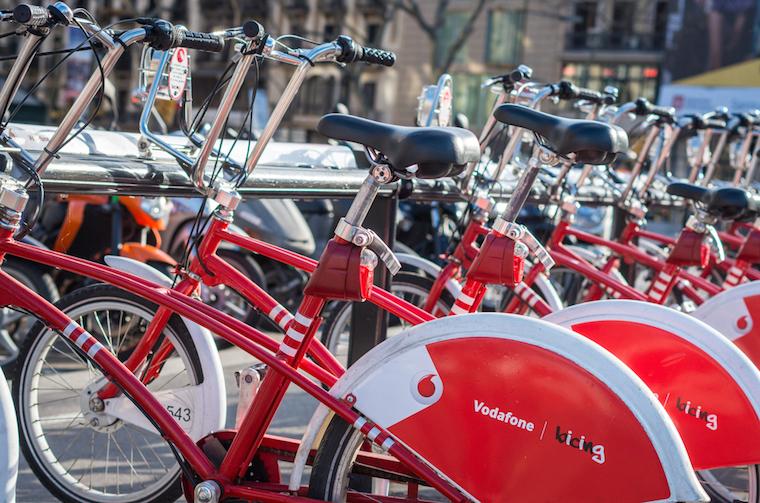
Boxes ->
[308,415,442,501]
[698,466,759,503]
[14,284,205,503]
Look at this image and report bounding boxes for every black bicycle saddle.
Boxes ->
[317,114,480,179]
[493,104,629,165]
[667,182,760,221]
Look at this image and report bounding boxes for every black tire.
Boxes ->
[0,257,58,374]
[698,466,759,503]
[308,415,439,501]
[319,272,454,366]
[13,284,202,503]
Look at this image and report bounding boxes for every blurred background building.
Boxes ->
[0,0,757,137]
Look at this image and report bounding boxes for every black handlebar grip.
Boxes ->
[172,29,225,52]
[358,46,396,67]
[576,87,604,103]
[242,20,263,39]
[13,4,49,26]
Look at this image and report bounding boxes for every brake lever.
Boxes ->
[705,224,726,263]
[365,229,401,275]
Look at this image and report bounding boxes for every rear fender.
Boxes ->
[692,281,760,367]
[546,300,760,470]
[292,313,706,502]
[102,256,226,436]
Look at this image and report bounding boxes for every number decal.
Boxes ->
[166,405,192,423]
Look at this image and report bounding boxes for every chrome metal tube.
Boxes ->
[687,128,713,183]
[241,43,339,179]
[501,146,540,222]
[702,129,729,185]
[743,136,760,189]
[731,129,755,185]
[34,27,147,175]
[138,50,194,168]
[0,33,44,124]
[191,45,256,192]
[640,123,677,194]
[344,175,380,227]
[618,125,660,203]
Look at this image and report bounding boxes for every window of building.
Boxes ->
[569,1,597,48]
[653,0,668,49]
[366,22,382,46]
[435,11,469,69]
[562,62,659,102]
[485,9,524,65]
[452,73,497,128]
[610,1,635,48]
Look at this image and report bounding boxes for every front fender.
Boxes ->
[102,256,226,435]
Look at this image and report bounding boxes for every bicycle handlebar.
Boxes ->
[137,18,225,52]
[11,2,71,27]
[336,35,395,67]
[633,98,676,122]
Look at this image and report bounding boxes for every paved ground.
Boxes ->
[15,345,317,502]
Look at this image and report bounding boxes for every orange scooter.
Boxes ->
[35,193,176,292]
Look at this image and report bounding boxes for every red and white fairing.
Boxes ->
[310,314,706,502]
[546,300,760,471]
[692,280,760,366]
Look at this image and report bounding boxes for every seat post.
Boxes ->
[343,152,394,228]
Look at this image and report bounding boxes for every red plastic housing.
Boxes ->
[466,234,525,287]
[737,228,760,263]
[304,239,373,301]
[667,229,709,267]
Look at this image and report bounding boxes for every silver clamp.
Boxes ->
[335,218,401,275]
[492,217,555,270]
[0,176,29,231]
[211,181,241,212]
[684,215,725,263]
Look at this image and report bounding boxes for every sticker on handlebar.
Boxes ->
[168,48,189,102]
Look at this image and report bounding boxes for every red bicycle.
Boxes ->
[1,5,711,503]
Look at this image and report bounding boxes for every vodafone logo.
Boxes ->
[410,372,443,405]
[736,315,753,335]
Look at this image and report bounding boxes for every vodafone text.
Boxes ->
[473,399,535,431]
[473,399,606,465]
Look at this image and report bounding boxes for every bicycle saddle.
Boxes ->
[317,114,480,179]
[493,104,628,165]
[667,182,760,221]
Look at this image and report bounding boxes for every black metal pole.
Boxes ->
[347,193,397,365]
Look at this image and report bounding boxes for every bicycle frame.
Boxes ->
[0,12,465,500]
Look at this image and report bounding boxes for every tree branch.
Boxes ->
[395,0,436,39]
[438,0,490,74]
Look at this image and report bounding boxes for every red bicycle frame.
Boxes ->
[0,212,480,500]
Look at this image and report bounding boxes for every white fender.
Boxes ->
[397,253,564,312]
[526,262,564,311]
[103,256,226,438]
[292,313,706,502]
[545,299,760,418]
[546,300,760,471]
[692,280,760,365]
[396,253,461,299]
[0,369,17,503]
